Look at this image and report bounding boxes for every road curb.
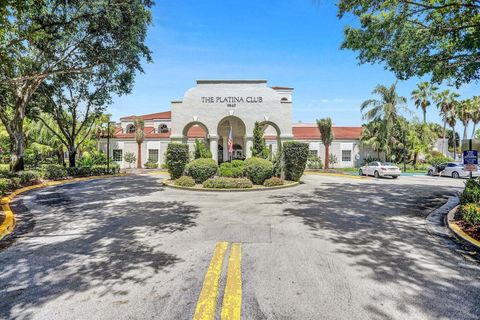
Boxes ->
[0,174,126,241]
[447,206,480,250]
[303,172,367,179]
[162,180,300,192]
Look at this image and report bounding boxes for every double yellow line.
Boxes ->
[193,242,242,320]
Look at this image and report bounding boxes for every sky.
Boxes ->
[111,0,479,132]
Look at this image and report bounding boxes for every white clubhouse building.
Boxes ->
[100,80,366,168]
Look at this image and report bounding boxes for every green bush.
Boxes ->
[460,203,480,226]
[460,179,480,205]
[186,158,218,183]
[243,157,273,185]
[91,164,120,175]
[194,139,212,159]
[428,154,454,166]
[144,162,159,169]
[66,166,92,177]
[174,176,196,187]
[166,143,189,179]
[203,177,253,189]
[41,164,67,180]
[263,177,284,187]
[219,160,244,178]
[283,141,309,181]
[307,154,323,169]
[0,178,12,195]
[16,170,41,185]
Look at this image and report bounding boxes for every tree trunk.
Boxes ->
[463,125,468,140]
[324,144,330,169]
[11,131,25,172]
[452,127,457,160]
[442,121,447,154]
[472,123,477,139]
[137,142,142,168]
[68,146,77,167]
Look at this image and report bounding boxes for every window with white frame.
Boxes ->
[148,149,159,163]
[309,150,318,157]
[126,124,135,133]
[342,150,352,162]
[113,149,123,161]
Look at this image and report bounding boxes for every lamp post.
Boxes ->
[106,121,114,173]
[403,131,407,172]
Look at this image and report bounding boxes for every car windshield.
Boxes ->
[380,162,395,166]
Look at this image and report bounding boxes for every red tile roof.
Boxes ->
[120,111,171,121]
[292,125,362,140]
[113,125,207,139]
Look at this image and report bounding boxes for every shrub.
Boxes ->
[174,176,196,187]
[91,164,120,175]
[124,152,136,168]
[428,154,454,166]
[16,170,41,185]
[307,154,323,169]
[460,203,480,226]
[219,160,244,178]
[283,141,309,181]
[187,158,218,183]
[144,162,158,169]
[66,166,92,177]
[0,178,12,195]
[203,177,253,189]
[41,164,67,180]
[243,157,273,184]
[166,143,189,180]
[460,179,480,205]
[263,177,284,187]
[194,139,212,159]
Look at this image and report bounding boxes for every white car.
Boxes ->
[427,162,480,179]
[359,161,401,179]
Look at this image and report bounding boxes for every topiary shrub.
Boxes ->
[219,160,244,178]
[166,143,189,180]
[203,177,253,189]
[283,141,309,181]
[186,158,218,183]
[460,179,480,204]
[174,176,196,187]
[243,157,273,184]
[16,170,41,185]
[41,164,67,180]
[460,203,480,226]
[263,177,284,187]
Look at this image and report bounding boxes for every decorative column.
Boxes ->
[223,136,228,162]
[209,136,218,163]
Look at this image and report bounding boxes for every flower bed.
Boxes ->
[163,177,298,191]
[453,179,480,242]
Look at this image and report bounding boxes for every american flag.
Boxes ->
[227,126,233,155]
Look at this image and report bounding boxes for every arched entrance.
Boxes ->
[217,116,246,163]
[182,122,209,144]
[260,121,281,157]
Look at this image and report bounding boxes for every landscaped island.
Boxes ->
[454,179,480,242]
[163,141,308,190]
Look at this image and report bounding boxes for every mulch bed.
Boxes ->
[454,210,480,241]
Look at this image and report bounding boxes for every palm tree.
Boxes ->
[457,99,473,140]
[445,104,458,159]
[360,83,408,159]
[434,90,459,153]
[411,82,438,123]
[360,120,384,160]
[134,118,145,168]
[316,118,334,169]
[470,96,480,138]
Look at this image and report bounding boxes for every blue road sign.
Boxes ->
[463,150,478,165]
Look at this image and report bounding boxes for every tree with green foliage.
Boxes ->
[316,118,334,169]
[251,121,269,159]
[134,118,145,168]
[469,96,480,139]
[411,82,438,123]
[165,143,189,180]
[435,89,459,151]
[124,152,136,169]
[194,139,212,159]
[339,1,480,87]
[0,0,153,171]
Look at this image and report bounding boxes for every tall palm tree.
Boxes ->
[435,90,459,153]
[411,82,438,123]
[445,103,458,159]
[470,96,480,138]
[134,118,145,168]
[360,120,384,160]
[457,99,473,140]
[360,83,408,159]
[316,117,333,169]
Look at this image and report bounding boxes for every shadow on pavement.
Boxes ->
[270,181,479,320]
[0,175,199,319]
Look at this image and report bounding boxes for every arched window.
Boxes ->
[126,124,135,133]
[158,123,169,133]
[281,97,289,102]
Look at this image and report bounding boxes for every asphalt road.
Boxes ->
[1,174,479,320]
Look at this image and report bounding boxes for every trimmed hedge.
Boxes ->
[283,141,309,181]
[219,160,244,178]
[263,177,284,187]
[166,143,189,179]
[41,164,67,180]
[187,158,218,183]
[175,176,196,187]
[460,203,480,226]
[243,157,273,185]
[203,177,253,189]
[460,179,480,204]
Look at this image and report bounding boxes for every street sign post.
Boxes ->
[463,150,478,175]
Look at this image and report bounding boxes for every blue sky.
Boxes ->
[111,0,479,130]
